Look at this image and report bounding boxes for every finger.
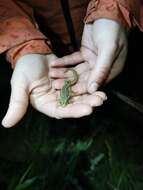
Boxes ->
[72,91,107,107]
[51,64,90,91]
[53,79,87,94]
[57,103,93,118]
[51,52,84,67]
[46,54,58,67]
[72,82,87,94]
[49,68,68,78]
[88,47,117,93]
[94,91,107,100]
[74,62,90,74]
[75,94,104,107]
[49,62,89,79]
[2,83,29,128]
[106,46,127,83]
[52,79,65,89]
[36,101,92,119]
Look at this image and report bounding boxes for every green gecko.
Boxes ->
[58,68,78,107]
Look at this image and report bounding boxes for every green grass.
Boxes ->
[0,103,143,190]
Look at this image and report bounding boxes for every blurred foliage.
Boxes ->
[0,102,143,190]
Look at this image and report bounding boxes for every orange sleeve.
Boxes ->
[6,40,52,68]
[0,0,51,67]
[85,0,143,31]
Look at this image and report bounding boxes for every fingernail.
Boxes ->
[88,82,99,94]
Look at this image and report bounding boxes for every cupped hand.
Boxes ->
[51,19,128,93]
[2,54,106,128]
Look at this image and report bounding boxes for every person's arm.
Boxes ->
[0,1,107,128]
[0,0,51,67]
[85,0,143,31]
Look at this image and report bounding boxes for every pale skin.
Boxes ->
[51,19,128,93]
[2,54,107,128]
[2,18,127,127]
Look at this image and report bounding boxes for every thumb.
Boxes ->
[2,81,29,128]
[87,47,116,93]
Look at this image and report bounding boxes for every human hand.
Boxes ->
[49,59,107,110]
[51,19,128,93]
[2,54,106,128]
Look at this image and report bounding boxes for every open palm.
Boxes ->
[51,19,128,93]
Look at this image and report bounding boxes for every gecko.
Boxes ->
[58,68,78,107]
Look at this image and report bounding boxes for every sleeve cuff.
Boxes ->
[84,0,143,31]
[6,39,52,68]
